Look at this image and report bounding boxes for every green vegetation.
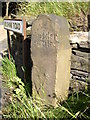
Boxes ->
[0,17,3,22]
[18,2,88,18]
[17,2,89,31]
[1,2,89,119]
[1,57,90,119]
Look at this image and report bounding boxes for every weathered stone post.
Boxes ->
[31,14,71,106]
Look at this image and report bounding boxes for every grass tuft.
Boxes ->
[17,2,88,19]
[1,57,90,119]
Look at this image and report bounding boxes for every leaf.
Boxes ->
[14,77,25,86]
[14,88,21,94]
[19,85,25,92]
[75,111,80,118]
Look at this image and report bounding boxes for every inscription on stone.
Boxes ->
[32,31,58,47]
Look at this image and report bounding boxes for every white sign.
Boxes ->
[4,19,24,35]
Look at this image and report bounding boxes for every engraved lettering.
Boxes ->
[33,30,56,48]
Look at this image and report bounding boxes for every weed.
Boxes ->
[17,2,88,19]
[1,57,90,119]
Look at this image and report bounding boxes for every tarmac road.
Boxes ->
[0,24,7,118]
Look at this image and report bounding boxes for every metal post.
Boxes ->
[23,18,27,82]
[7,30,11,60]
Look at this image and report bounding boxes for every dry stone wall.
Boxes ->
[70,32,90,93]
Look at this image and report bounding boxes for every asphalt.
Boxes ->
[0,24,7,119]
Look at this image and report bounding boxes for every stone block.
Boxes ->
[31,14,71,106]
[71,53,88,72]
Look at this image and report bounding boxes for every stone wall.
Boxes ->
[70,32,90,93]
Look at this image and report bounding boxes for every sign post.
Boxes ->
[7,30,11,60]
[4,18,27,82]
[23,18,27,83]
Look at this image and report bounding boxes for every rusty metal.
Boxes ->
[23,18,27,83]
[7,30,11,60]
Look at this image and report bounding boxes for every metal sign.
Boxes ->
[4,18,27,82]
[4,19,24,35]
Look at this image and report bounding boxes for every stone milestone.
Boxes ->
[31,14,71,106]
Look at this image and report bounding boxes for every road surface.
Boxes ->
[0,24,7,118]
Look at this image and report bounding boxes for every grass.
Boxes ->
[1,2,89,119]
[17,2,89,19]
[1,56,90,119]
[17,2,89,31]
[0,17,3,22]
